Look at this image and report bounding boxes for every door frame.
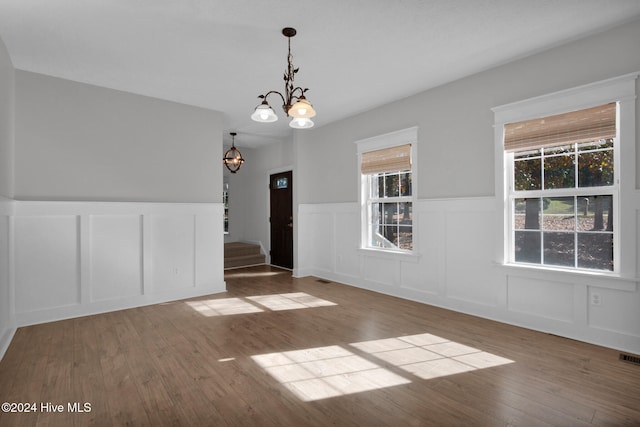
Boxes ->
[266,166,294,268]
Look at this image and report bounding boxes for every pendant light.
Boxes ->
[223,132,245,173]
[251,27,316,129]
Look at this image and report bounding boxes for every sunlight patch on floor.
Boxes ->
[251,345,410,401]
[185,298,264,316]
[185,293,336,316]
[247,292,337,311]
[350,333,514,380]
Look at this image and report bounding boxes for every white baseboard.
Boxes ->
[15,281,226,327]
[0,326,16,362]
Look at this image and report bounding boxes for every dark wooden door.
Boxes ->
[270,171,293,269]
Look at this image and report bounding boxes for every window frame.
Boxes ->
[493,72,638,280]
[355,127,418,258]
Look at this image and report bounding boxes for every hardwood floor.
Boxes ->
[1,265,639,426]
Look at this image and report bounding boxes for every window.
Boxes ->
[493,72,639,277]
[507,104,616,270]
[356,128,417,254]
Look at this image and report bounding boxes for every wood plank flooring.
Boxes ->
[1,265,639,426]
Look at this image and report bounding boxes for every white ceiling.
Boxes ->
[1,0,640,148]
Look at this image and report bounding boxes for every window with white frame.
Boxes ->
[494,72,638,276]
[506,103,617,271]
[356,128,417,253]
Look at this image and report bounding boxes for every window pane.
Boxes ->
[579,195,613,231]
[399,202,412,225]
[383,225,396,244]
[385,174,400,197]
[514,157,541,190]
[542,197,574,231]
[374,175,384,198]
[372,203,383,226]
[398,225,412,251]
[514,198,541,230]
[514,231,541,264]
[381,203,399,225]
[578,150,613,187]
[544,153,575,189]
[543,232,574,267]
[400,172,412,196]
[578,233,613,271]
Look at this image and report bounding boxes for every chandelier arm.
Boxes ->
[289,86,309,101]
[261,90,286,106]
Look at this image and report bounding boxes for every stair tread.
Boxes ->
[224,243,265,269]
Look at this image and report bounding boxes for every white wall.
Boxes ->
[0,36,14,360]
[296,18,640,354]
[12,201,224,326]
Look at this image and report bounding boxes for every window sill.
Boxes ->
[357,247,421,263]
[495,262,638,291]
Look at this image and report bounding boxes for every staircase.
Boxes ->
[224,242,265,269]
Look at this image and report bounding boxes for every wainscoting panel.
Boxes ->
[14,215,80,312]
[0,197,14,361]
[588,286,640,336]
[89,215,142,302]
[297,197,640,354]
[148,214,196,292]
[445,210,500,306]
[506,275,574,323]
[400,210,443,295]
[334,210,360,280]
[195,213,222,287]
[362,256,398,289]
[306,210,335,275]
[11,201,226,326]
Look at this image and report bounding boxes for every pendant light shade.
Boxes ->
[288,96,316,118]
[289,117,314,129]
[223,132,245,173]
[251,100,278,123]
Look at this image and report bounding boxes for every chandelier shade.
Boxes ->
[251,27,316,128]
[289,117,315,129]
[223,132,245,173]
[251,100,278,123]
[288,96,316,118]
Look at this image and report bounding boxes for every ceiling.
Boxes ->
[1,0,640,148]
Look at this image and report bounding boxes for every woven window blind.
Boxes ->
[361,144,411,175]
[504,103,616,152]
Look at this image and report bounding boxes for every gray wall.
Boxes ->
[15,71,223,202]
[296,18,640,203]
[0,36,13,198]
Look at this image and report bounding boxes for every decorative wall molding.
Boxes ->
[10,200,226,327]
[0,196,15,361]
[297,197,640,354]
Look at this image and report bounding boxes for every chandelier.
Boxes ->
[251,27,316,129]
[223,132,244,173]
